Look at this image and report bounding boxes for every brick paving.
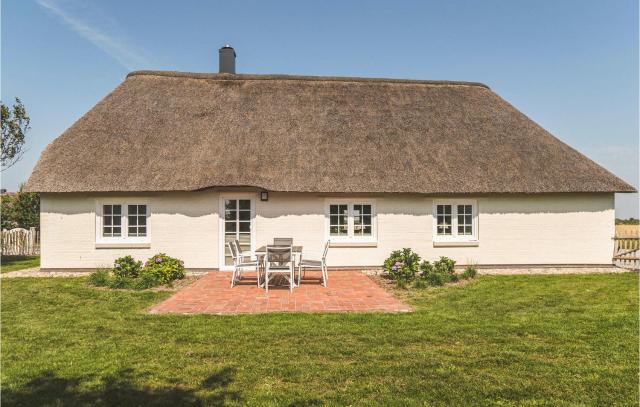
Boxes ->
[148,270,411,315]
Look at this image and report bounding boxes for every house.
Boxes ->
[25,46,635,271]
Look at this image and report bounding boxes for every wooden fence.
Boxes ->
[1,227,40,256]
[613,237,639,270]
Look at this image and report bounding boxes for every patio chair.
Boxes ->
[228,241,260,288]
[298,240,330,287]
[233,239,264,286]
[273,237,293,246]
[264,245,295,293]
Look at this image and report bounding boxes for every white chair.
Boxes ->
[228,241,260,288]
[233,240,263,286]
[298,240,330,287]
[264,245,295,293]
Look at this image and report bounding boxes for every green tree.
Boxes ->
[1,186,39,229]
[1,98,30,170]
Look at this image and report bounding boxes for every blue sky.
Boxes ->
[2,0,638,216]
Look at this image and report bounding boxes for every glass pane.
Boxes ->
[363,225,372,235]
[103,226,110,236]
[338,225,347,235]
[329,205,339,215]
[458,215,465,224]
[104,205,112,215]
[128,205,136,215]
[362,215,371,226]
[138,227,146,236]
[138,205,147,214]
[239,200,251,210]
[239,222,250,232]
[104,217,112,226]
[113,227,121,236]
[113,217,121,226]
[225,200,237,210]
[330,226,339,235]
[129,226,137,234]
[225,210,236,221]
[129,216,138,226]
[239,211,250,221]
[354,216,361,225]
[139,217,146,226]
[341,205,348,214]
[338,215,347,225]
[238,233,251,251]
[330,215,338,225]
[363,205,371,215]
[465,215,472,225]
[113,205,121,215]
[465,226,472,235]
[458,225,464,234]
[225,221,236,232]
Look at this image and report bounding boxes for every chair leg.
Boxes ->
[230,267,236,288]
[265,272,269,293]
[323,264,328,287]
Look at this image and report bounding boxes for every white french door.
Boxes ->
[220,196,255,269]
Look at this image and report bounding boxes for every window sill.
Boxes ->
[330,241,378,248]
[433,241,479,248]
[95,242,151,249]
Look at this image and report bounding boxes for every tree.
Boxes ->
[0,185,39,230]
[1,98,30,170]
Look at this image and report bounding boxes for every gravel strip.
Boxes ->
[1,269,210,278]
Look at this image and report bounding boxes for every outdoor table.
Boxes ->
[254,245,303,287]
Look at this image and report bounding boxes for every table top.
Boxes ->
[255,245,303,253]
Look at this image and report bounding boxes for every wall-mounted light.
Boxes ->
[261,191,269,201]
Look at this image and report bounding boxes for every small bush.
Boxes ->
[113,255,142,279]
[107,275,135,289]
[433,256,456,274]
[141,253,185,285]
[134,272,164,290]
[88,268,110,287]
[423,271,446,286]
[461,266,478,280]
[383,248,421,281]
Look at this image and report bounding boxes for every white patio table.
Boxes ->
[254,245,303,287]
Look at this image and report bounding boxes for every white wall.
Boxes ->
[40,192,615,269]
[40,192,219,269]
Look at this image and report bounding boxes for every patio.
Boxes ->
[148,270,411,314]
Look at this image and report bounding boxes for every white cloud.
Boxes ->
[36,0,151,70]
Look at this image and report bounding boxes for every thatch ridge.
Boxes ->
[127,70,491,89]
[25,71,635,194]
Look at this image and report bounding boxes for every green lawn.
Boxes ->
[1,256,40,273]
[1,273,638,406]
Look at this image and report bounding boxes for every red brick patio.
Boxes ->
[148,270,411,314]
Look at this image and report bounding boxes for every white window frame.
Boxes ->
[432,199,478,243]
[95,200,151,244]
[218,193,257,271]
[324,199,377,244]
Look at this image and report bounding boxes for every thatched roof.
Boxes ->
[25,71,635,193]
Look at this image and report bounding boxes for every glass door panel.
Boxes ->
[223,199,252,266]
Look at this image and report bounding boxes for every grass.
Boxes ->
[1,256,40,273]
[1,273,638,406]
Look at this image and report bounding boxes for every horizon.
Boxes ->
[2,0,638,216]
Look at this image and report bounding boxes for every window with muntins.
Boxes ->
[327,201,376,242]
[433,200,477,242]
[97,202,150,242]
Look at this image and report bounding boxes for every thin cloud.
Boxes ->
[36,0,151,70]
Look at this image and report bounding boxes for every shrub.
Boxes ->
[423,271,446,286]
[419,257,457,287]
[461,266,478,280]
[141,253,185,284]
[134,272,164,290]
[88,268,110,287]
[383,248,421,281]
[107,275,135,289]
[412,278,427,289]
[113,255,142,279]
[433,256,456,274]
